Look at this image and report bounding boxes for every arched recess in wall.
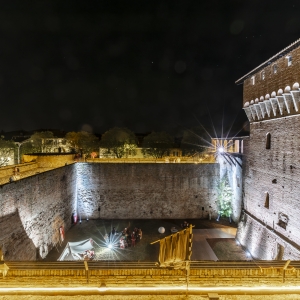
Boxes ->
[266,133,271,149]
[264,192,269,209]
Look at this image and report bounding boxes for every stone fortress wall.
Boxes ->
[0,164,77,261]
[236,39,300,260]
[0,160,245,261]
[76,163,220,220]
[236,116,300,260]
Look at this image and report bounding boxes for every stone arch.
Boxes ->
[292,82,299,90]
[284,86,291,93]
[277,89,283,95]
[259,96,264,102]
[271,91,276,97]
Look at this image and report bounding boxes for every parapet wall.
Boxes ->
[0,162,38,179]
[23,154,75,168]
[243,45,300,105]
[0,164,77,261]
[76,163,220,220]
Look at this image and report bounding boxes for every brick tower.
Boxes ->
[236,39,300,260]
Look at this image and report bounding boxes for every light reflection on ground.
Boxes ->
[45,218,240,262]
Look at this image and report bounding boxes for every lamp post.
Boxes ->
[15,140,32,165]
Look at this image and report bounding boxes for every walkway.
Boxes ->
[191,228,237,260]
[0,167,54,185]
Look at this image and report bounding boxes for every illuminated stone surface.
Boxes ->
[236,39,300,260]
[0,164,77,260]
[76,163,220,220]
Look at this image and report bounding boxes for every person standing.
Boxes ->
[131,232,136,247]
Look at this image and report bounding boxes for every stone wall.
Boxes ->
[236,115,300,259]
[0,162,38,179]
[76,163,220,220]
[0,164,77,261]
[23,154,75,168]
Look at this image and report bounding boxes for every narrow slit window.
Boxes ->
[261,71,265,80]
[273,64,278,74]
[264,192,269,209]
[287,55,292,66]
[251,76,255,85]
[266,133,271,149]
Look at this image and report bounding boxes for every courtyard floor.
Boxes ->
[46,218,249,262]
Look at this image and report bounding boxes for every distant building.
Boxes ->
[211,137,245,154]
[41,138,72,153]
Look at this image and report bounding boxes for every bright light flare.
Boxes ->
[218,146,225,153]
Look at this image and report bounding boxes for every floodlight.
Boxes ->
[218,147,224,153]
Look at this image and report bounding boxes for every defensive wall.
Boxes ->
[0,161,246,261]
[0,162,38,179]
[0,164,77,261]
[236,114,300,260]
[23,153,75,168]
[76,163,219,220]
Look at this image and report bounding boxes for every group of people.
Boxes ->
[120,227,142,248]
[104,227,143,249]
[83,249,95,260]
[181,220,190,228]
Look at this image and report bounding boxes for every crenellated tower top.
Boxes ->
[236,38,300,122]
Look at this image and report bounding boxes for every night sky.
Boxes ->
[1,0,300,136]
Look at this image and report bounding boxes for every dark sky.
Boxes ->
[0,0,299,136]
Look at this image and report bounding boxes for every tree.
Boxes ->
[0,136,15,167]
[216,173,233,221]
[65,131,99,156]
[100,127,137,158]
[28,131,55,153]
[181,127,209,157]
[142,131,174,158]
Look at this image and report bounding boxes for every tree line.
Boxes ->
[0,126,209,165]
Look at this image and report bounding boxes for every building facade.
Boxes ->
[236,39,300,260]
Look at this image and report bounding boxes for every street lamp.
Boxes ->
[15,140,32,165]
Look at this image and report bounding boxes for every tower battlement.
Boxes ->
[237,39,300,122]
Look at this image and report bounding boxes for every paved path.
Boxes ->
[191,228,237,261]
[0,167,54,185]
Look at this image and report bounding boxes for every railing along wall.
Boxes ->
[1,261,299,287]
